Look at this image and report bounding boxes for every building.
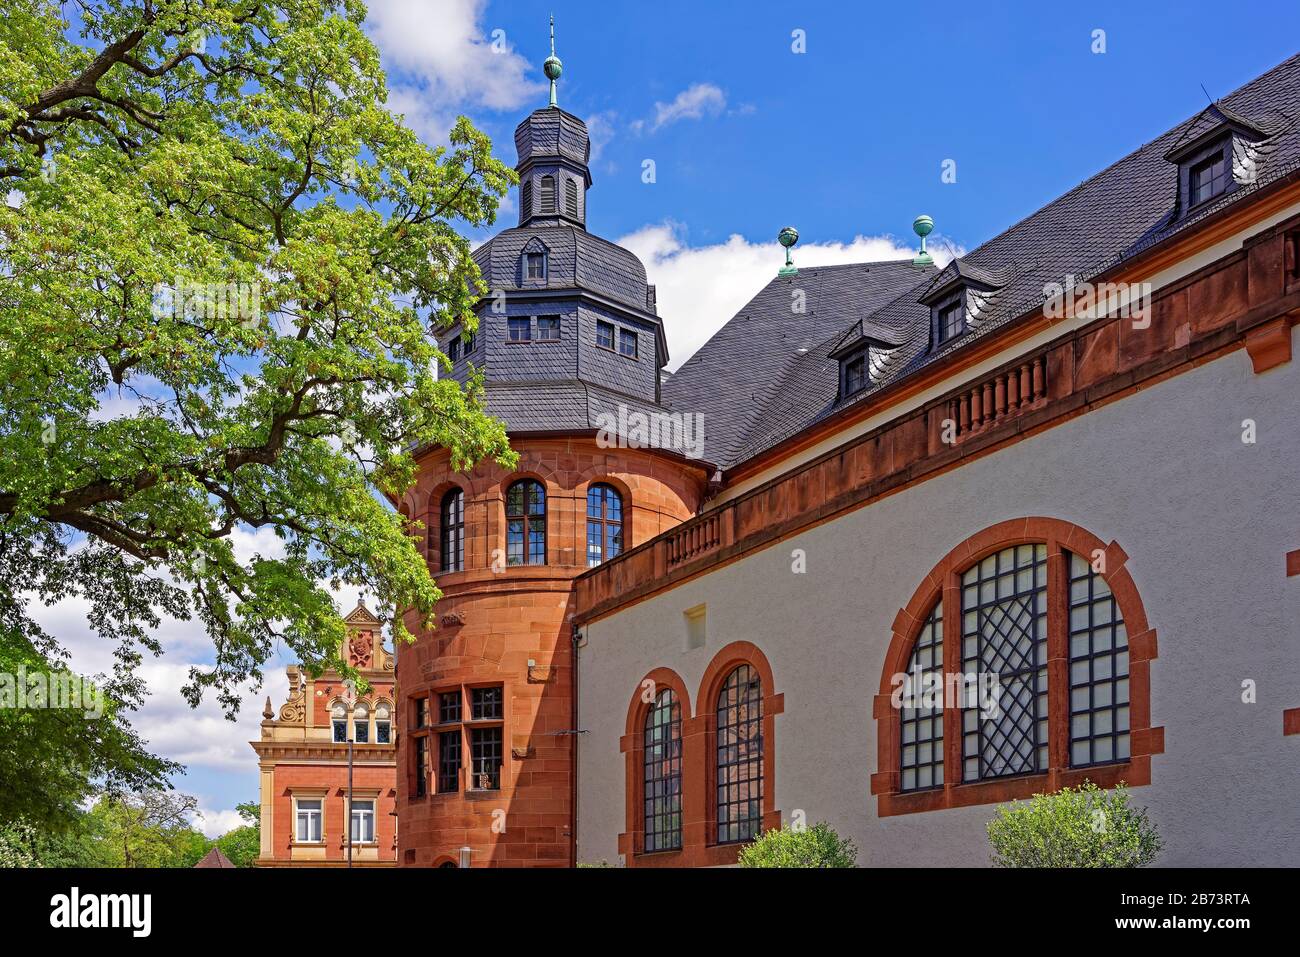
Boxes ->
[397,42,1300,867]
[250,601,398,866]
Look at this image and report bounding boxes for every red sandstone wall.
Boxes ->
[395,438,706,866]
[267,763,398,863]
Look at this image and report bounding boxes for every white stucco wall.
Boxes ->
[577,326,1300,867]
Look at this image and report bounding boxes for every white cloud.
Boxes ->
[365,0,545,141]
[585,111,617,163]
[193,805,246,839]
[618,223,960,370]
[641,83,727,133]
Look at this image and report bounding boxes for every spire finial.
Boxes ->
[543,14,563,108]
[777,226,799,276]
[912,215,935,267]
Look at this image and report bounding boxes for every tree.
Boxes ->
[212,800,260,866]
[986,781,1162,868]
[0,1,516,824]
[91,789,204,867]
[737,821,859,868]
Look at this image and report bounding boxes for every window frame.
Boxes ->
[618,328,638,359]
[642,689,683,853]
[537,314,561,341]
[349,798,376,845]
[595,319,615,351]
[873,519,1160,818]
[525,251,546,281]
[505,478,547,566]
[507,316,532,342]
[933,293,967,346]
[294,797,324,844]
[586,483,624,567]
[439,488,464,573]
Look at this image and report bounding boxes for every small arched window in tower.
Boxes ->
[440,488,464,573]
[565,178,579,219]
[539,175,556,214]
[586,483,624,567]
[375,702,392,745]
[506,479,546,565]
[716,665,764,844]
[521,180,532,219]
[353,702,370,743]
[331,702,347,743]
[643,689,682,852]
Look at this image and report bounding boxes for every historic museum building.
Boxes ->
[387,48,1300,866]
[251,602,398,866]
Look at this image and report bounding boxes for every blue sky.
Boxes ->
[39,0,1300,834]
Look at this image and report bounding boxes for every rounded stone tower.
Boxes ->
[394,32,710,867]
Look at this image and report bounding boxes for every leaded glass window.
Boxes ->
[715,665,763,844]
[1068,551,1131,767]
[643,689,682,852]
[961,544,1048,782]
[440,488,464,573]
[900,600,944,792]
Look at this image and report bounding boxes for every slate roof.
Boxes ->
[472,225,653,315]
[663,52,1300,471]
[194,847,236,868]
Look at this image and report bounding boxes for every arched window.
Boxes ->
[899,601,943,792]
[586,483,624,567]
[877,519,1156,817]
[643,689,682,852]
[565,178,579,219]
[715,665,763,844]
[506,479,546,565]
[539,175,556,214]
[375,701,392,745]
[440,488,464,573]
[331,702,347,743]
[353,702,370,743]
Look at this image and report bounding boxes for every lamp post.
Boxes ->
[347,734,354,869]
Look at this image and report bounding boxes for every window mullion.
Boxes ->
[1045,539,1069,777]
[941,571,961,795]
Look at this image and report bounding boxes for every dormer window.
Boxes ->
[1188,148,1229,207]
[937,297,966,344]
[843,352,867,396]
[526,252,546,280]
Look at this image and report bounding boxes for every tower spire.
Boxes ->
[543,14,563,108]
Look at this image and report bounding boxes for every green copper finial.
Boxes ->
[543,14,563,108]
[912,214,934,267]
[777,226,799,276]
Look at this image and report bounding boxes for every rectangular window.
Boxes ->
[526,252,545,280]
[1189,149,1229,206]
[938,300,965,343]
[844,354,866,395]
[438,731,461,793]
[414,736,429,797]
[439,691,461,724]
[463,331,474,353]
[470,727,503,790]
[537,315,561,340]
[333,719,347,743]
[295,799,322,843]
[448,336,460,362]
[618,328,638,358]
[350,799,375,844]
[596,319,615,350]
[508,316,531,341]
[470,685,504,721]
[353,718,369,744]
[376,719,391,745]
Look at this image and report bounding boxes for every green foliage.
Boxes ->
[737,821,859,868]
[211,800,261,867]
[0,0,516,822]
[987,781,1162,868]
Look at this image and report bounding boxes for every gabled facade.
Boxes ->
[250,601,398,867]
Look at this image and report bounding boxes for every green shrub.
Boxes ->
[987,781,1161,868]
[737,821,858,868]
